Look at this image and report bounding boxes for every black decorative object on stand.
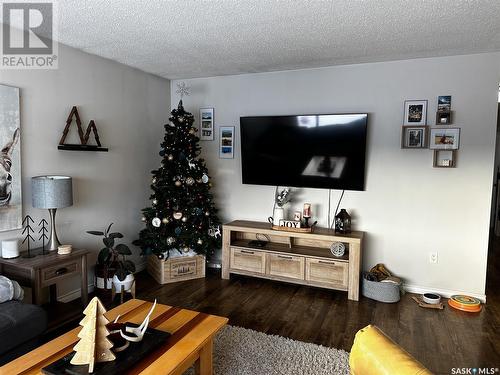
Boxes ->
[38,218,49,255]
[335,209,352,234]
[134,94,221,262]
[21,215,36,258]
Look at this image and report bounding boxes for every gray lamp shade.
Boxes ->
[32,176,73,209]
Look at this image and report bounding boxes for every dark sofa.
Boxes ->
[0,300,47,365]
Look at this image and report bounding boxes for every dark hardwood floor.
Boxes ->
[45,236,500,375]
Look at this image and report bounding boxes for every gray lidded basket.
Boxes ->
[362,272,401,303]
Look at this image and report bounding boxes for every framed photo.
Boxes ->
[219,126,234,159]
[429,127,460,150]
[0,84,22,232]
[401,126,428,149]
[199,108,214,141]
[403,100,427,126]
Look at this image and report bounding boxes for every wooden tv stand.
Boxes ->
[222,220,363,301]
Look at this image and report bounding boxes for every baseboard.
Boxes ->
[404,284,487,303]
[57,260,147,303]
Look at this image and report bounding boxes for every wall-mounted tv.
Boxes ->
[240,114,368,191]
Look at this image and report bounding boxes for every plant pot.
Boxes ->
[112,274,135,292]
[95,263,117,290]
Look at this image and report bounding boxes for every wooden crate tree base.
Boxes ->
[147,254,206,284]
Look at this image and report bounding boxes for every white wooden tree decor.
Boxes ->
[70,297,116,373]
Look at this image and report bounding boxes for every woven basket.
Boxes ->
[361,272,401,303]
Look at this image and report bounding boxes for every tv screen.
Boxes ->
[240,114,368,190]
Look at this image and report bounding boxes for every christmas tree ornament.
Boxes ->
[152,217,161,227]
[173,211,182,220]
[175,180,182,187]
[186,177,195,186]
[152,199,158,205]
[187,159,196,169]
[158,253,164,259]
[168,154,174,160]
[194,207,202,215]
[182,247,190,253]
[205,211,210,216]
[181,216,187,222]
[175,227,182,235]
[175,81,190,98]
[201,174,209,183]
[166,237,176,245]
[141,216,146,222]
[152,177,157,184]
[178,116,184,123]
[197,239,203,245]
[162,217,169,224]
[189,129,195,135]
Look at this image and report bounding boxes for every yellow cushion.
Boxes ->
[349,325,432,375]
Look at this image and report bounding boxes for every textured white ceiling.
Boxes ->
[56,0,500,79]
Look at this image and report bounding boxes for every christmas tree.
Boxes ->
[71,297,115,373]
[134,100,221,260]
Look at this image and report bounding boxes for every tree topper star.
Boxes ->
[176,82,190,99]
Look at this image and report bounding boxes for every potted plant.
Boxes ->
[87,223,136,292]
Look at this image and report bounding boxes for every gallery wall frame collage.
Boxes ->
[401,96,459,168]
[199,108,235,159]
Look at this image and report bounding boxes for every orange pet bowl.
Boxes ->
[448,295,482,313]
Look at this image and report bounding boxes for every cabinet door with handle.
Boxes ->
[267,253,305,280]
[305,258,348,288]
[230,248,266,274]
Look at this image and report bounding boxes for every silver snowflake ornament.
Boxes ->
[176,82,190,98]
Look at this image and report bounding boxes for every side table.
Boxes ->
[0,248,89,306]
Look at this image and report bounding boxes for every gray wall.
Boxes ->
[172,52,500,299]
[0,43,170,300]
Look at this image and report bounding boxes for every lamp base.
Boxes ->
[47,208,61,251]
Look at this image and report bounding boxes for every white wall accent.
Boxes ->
[0,43,170,298]
[172,53,500,298]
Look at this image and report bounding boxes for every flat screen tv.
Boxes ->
[240,114,368,191]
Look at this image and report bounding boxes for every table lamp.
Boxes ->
[32,176,73,251]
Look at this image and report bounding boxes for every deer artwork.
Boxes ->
[0,128,20,207]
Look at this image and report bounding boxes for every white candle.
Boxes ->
[303,203,311,218]
[2,239,19,259]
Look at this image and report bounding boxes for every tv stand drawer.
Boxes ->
[230,248,266,274]
[305,258,348,288]
[267,253,305,280]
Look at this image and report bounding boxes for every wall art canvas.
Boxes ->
[219,126,234,159]
[0,84,22,232]
[403,100,427,126]
[437,95,451,112]
[200,108,214,141]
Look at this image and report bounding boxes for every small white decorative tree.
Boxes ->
[70,297,115,373]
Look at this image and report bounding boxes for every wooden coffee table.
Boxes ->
[0,299,228,375]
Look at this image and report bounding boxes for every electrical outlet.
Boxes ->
[429,252,438,264]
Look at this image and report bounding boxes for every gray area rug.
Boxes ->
[186,325,350,375]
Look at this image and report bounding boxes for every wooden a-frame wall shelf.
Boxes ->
[58,106,108,152]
